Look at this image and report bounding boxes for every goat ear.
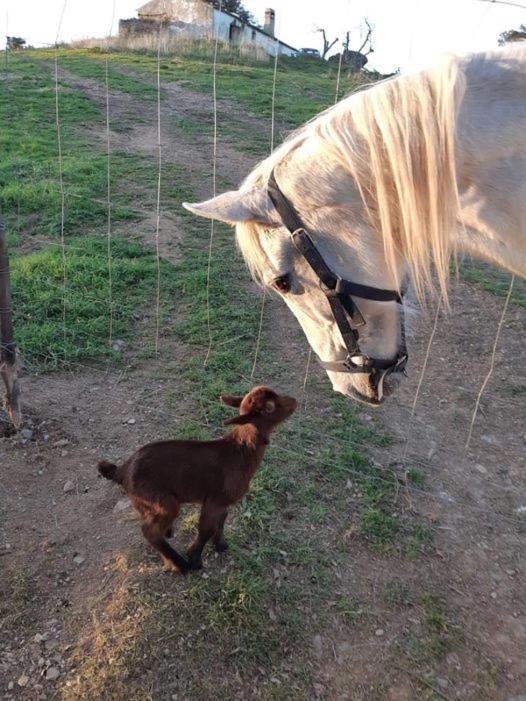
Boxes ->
[264,399,276,413]
[220,394,243,408]
[223,413,254,427]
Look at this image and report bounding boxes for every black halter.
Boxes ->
[267,171,408,397]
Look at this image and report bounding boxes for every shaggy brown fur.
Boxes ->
[98,386,297,573]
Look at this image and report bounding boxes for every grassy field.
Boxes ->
[1,46,523,700]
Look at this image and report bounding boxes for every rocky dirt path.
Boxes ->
[1,62,525,700]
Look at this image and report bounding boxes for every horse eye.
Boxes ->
[271,274,291,293]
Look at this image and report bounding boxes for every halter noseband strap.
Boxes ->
[266,170,408,388]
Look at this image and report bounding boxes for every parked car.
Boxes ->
[299,47,321,58]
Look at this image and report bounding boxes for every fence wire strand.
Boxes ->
[104,3,116,350]
[465,275,515,450]
[154,24,163,356]
[300,35,346,406]
[53,0,68,361]
[203,0,222,367]
[250,41,280,380]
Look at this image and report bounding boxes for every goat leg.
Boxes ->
[212,511,229,552]
[187,501,228,570]
[141,521,189,574]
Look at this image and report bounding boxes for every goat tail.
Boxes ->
[98,459,123,484]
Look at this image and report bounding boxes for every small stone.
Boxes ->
[53,439,70,448]
[375,628,385,637]
[475,464,488,475]
[8,681,14,690]
[481,434,501,447]
[312,634,323,657]
[491,591,497,599]
[113,498,131,513]
[437,678,449,690]
[112,339,125,351]
[45,666,60,681]
[20,428,33,440]
[63,481,75,494]
[34,633,47,643]
[127,418,136,425]
[516,505,526,515]
[17,674,29,687]
[73,554,85,566]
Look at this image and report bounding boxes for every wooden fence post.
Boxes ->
[0,208,21,428]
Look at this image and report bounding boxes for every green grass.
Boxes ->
[0,567,37,628]
[404,594,464,665]
[460,259,526,308]
[0,55,138,244]
[12,236,177,370]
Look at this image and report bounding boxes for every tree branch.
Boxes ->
[357,18,373,54]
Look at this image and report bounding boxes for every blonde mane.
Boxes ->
[237,55,466,302]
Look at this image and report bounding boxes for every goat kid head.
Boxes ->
[221,386,297,428]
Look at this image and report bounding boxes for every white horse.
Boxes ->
[185,46,526,406]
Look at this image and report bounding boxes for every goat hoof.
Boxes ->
[162,558,189,575]
[187,555,203,571]
[165,527,174,539]
[215,539,229,553]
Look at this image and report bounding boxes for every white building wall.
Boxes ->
[213,9,233,43]
[212,8,296,57]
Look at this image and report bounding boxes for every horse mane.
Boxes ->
[236,54,466,303]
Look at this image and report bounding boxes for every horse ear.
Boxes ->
[220,394,243,408]
[183,188,275,225]
[223,413,254,426]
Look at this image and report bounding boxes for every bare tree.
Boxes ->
[356,18,374,57]
[328,19,374,72]
[317,28,339,59]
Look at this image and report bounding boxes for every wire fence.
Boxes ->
[1,6,525,548]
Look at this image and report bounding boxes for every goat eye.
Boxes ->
[271,274,291,293]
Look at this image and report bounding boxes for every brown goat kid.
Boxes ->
[98,386,297,574]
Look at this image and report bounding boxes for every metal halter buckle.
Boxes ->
[343,354,371,372]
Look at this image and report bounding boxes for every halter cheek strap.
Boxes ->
[266,170,408,384]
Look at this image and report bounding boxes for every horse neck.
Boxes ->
[454,49,526,278]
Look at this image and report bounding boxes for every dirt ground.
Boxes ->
[1,62,525,701]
